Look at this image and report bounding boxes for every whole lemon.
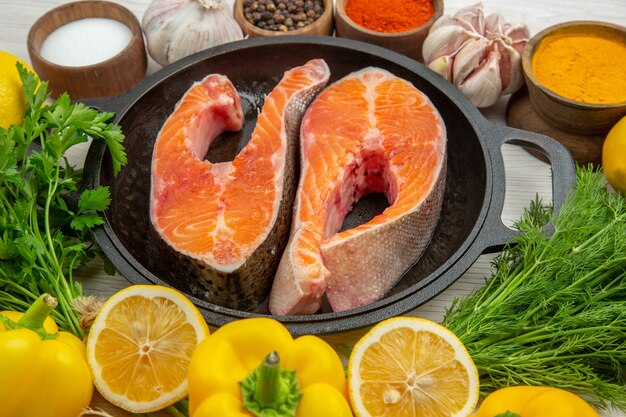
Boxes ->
[603,115,626,194]
[0,51,34,129]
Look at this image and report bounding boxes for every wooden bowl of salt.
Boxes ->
[27,0,147,99]
[522,21,626,135]
[335,0,443,63]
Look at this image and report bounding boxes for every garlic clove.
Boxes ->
[430,15,460,33]
[458,50,502,108]
[423,25,477,65]
[504,22,531,55]
[454,3,485,34]
[495,40,524,94]
[503,22,530,41]
[428,55,454,81]
[452,37,490,86]
[431,11,473,34]
[484,11,505,38]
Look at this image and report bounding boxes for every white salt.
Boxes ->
[40,17,132,67]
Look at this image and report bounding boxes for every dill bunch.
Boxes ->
[443,166,626,410]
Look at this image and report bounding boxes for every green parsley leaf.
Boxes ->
[78,187,111,212]
[70,213,105,231]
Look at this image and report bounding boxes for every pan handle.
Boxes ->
[478,124,577,253]
[72,95,127,114]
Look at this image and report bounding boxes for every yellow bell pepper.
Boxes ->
[474,386,601,417]
[188,317,353,417]
[0,294,93,417]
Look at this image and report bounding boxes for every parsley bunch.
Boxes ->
[444,166,626,409]
[0,64,126,338]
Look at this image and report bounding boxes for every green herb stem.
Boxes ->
[164,406,187,417]
[44,165,61,267]
[521,263,625,323]
[571,212,626,254]
[174,399,189,414]
[473,258,526,314]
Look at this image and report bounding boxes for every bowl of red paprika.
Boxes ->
[335,0,443,62]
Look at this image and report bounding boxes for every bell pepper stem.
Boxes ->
[240,351,302,417]
[17,294,57,331]
[256,351,284,408]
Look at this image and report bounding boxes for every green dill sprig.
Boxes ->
[444,166,626,410]
[0,63,126,338]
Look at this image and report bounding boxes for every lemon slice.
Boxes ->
[86,285,210,413]
[348,317,479,417]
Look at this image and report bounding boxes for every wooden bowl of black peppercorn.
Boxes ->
[234,0,333,37]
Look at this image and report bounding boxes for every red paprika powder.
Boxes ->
[345,0,435,33]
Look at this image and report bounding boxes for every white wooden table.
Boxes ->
[1,1,624,416]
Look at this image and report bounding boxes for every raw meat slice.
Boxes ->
[150,59,331,310]
[269,67,447,315]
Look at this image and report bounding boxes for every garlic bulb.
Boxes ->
[422,3,530,108]
[142,0,244,66]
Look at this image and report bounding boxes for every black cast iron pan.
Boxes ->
[83,36,576,335]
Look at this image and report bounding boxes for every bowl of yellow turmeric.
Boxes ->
[522,21,626,135]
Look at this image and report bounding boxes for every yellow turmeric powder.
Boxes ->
[532,28,626,104]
